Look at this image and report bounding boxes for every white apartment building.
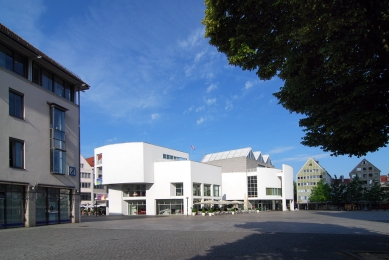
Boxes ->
[0,23,89,228]
[95,143,294,215]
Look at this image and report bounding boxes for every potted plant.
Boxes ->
[192,208,197,216]
[209,208,214,216]
[201,209,206,216]
[231,208,235,215]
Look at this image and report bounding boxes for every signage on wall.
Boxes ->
[96,178,102,185]
[68,166,76,176]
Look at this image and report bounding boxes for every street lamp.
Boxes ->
[186,197,189,217]
[95,197,98,217]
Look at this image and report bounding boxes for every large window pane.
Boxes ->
[9,138,24,168]
[9,90,23,119]
[0,44,13,71]
[42,69,53,91]
[52,150,66,174]
[13,52,26,77]
[54,77,64,97]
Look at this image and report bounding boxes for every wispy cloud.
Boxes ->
[105,137,117,143]
[197,117,205,125]
[273,153,330,163]
[206,83,218,93]
[151,113,160,120]
[206,98,216,106]
[177,28,204,49]
[268,146,295,154]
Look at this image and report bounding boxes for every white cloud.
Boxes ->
[194,50,206,62]
[268,146,295,154]
[273,153,330,163]
[245,81,255,90]
[225,101,233,111]
[197,117,205,125]
[178,28,204,49]
[206,98,216,106]
[105,137,117,143]
[151,113,160,120]
[206,83,218,93]
[196,106,205,112]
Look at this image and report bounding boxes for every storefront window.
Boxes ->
[127,200,146,215]
[0,184,24,228]
[156,199,183,215]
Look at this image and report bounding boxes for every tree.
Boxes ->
[203,0,389,157]
[345,175,365,208]
[309,180,331,203]
[366,181,384,207]
[330,175,346,209]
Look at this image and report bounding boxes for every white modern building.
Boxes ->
[202,148,294,211]
[95,143,294,215]
[0,23,89,228]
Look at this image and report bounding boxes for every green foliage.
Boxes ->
[330,175,346,204]
[366,181,384,203]
[203,0,389,157]
[192,208,197,213]
[309,180,331,202]
[345,175,365,203]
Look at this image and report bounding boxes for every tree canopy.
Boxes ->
[309,180,331,202]
[203,0,389,157]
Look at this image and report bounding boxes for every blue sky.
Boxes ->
[1,0,388,178]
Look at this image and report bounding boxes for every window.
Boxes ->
[213,185,220,197]
[266,188,282,196]
[175,183,183,196]
[193,183,201,196]
[0,43,26,77]
[80,163,84,169]
[204,184,211,196]
[81,183,91,188]
[80,193,91,200]
[81,172,91,178]
[94,184,103,189]
[124,184,146,197]
[9,138,24,168]
[9,89,23,119]
[50,106,66,174]
[32,63,75,102]
[247,176,257,197]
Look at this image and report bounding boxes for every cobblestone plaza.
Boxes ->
[1,211,388,259]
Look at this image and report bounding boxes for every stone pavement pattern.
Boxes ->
[0,211,388,259]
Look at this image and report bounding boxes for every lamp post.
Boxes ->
[95,197,98,217]
[186,197,189,217]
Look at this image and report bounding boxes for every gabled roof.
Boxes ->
[201,147,253,162]
[349,158,381,175]
[85,156,95,167]
[253,151,264,163]
[262,154,271,165]
[297,157,328,175]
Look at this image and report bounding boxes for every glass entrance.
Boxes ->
[36,187,71,225]
[127,200,146,215]
[0,184,24,228]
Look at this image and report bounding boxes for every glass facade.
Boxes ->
[0,184,25,229]
[127,200,146,215]
[175,183,183,196]
[50,107,66,174]
[156,199,183,215]
[248,176,257,197]
[36,187,71,226]
[123,184,146,197]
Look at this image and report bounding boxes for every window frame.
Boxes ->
[49,104,67,175]
[9,88,24,119]
[9,137,24,169]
